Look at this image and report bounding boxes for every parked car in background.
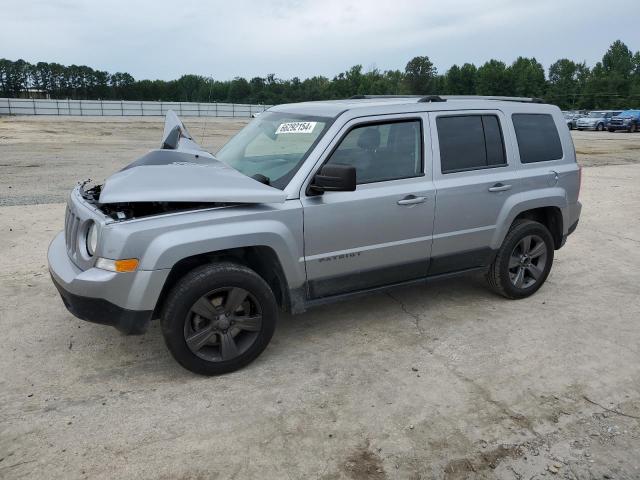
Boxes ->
[576,110,621,131]
[562,111,581,130]
[608,110,640,132]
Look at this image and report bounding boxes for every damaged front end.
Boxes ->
[79,183,231,221]
[77,110,286,222]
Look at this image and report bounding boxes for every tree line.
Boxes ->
[1,40,639,110]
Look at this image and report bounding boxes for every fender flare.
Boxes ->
[490,188,568,250]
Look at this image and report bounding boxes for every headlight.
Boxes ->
[86,222,98,256]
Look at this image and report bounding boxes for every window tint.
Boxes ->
[326,120,422,184]
[437,115,506,173]
[512,114,563,163]
[482,115,506,166]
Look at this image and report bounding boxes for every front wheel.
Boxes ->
[596,123,604,131]
[161,262,278,375]
[608,128,615,132]
[486,220,554,299]
[630,123,638,133]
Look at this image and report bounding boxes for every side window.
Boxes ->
[512,113,563,163]
[437,115,506,174]
[326,120,422,184]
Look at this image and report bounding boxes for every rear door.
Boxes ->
[428,110,519,274]
[301,114,436,298]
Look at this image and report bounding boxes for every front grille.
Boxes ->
[64,206,81,256]
[64,189,102,270]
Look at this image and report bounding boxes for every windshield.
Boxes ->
[587,112,605,118]
[620,111,639,118]
[215,111,333,189]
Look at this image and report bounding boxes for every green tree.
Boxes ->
[510,57,546,97]
[227,77,251,102]
[445,63,477,94]
[404,56,437,94]
[547,59,589,109]
[476,60,513,96]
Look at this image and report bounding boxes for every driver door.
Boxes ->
[301,115,436,299]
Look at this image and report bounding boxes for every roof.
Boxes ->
[269,95,552,118]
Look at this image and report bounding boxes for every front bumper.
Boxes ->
[576,123,600,130]
[50,274,152,334]
[48,231,169,334]
[608,123,630,130]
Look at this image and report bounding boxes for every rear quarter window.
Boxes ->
[512,113,563,163]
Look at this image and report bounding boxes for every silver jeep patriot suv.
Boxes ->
[48,95,582,375]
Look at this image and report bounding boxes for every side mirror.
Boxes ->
[310,164,356,193]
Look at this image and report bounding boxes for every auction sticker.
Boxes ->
[275,121,317,134]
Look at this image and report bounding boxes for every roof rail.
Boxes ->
[349,95,422,99]
[442,95,545,104]
[417,95,446,103]
[347,94,545,104]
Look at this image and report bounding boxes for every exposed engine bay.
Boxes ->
[80,183,230,221]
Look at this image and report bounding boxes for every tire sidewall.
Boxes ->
[161,264,278,375]
[497,222,555,299]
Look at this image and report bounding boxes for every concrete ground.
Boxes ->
[1,116,639,480]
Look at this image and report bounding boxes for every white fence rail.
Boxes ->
[0,98,271,117]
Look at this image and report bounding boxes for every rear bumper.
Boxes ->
[559,201,581,248]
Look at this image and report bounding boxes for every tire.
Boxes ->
[596,123,604,131]
[486,220,555,299]
[630,123,638,133]
[608,128,615,133]
[161,262,278,375]
[577,128,583,131]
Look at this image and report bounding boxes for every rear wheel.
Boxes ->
[161,262,278,375]
[486,220,554,299]
[596,123,604,131]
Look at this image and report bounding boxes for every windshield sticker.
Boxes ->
[275,121,317,134]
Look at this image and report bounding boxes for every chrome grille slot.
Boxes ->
[70,213,80,255]
[64,207,71,249]
[64,188,104,270]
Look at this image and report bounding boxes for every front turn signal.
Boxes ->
[96,257,139,273]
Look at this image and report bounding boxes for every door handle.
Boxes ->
[397,195,427,206]
[488,183,512,192]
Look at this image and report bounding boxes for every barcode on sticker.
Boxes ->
[275,122,317,134]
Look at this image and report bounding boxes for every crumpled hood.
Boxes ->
[98,149,286,204]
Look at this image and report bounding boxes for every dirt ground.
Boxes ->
[1,116,639,480]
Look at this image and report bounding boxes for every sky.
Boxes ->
[2,0,639,81]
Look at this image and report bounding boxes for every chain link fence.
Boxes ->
[0,98,271,117]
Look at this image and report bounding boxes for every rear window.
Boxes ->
[437,115,506,173]
[512,114,563,163]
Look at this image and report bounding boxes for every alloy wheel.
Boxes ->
[184,287,262,362]
[508,234,548,289]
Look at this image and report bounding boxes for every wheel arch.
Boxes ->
[152,245,293,319]
[492,191,567,251]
